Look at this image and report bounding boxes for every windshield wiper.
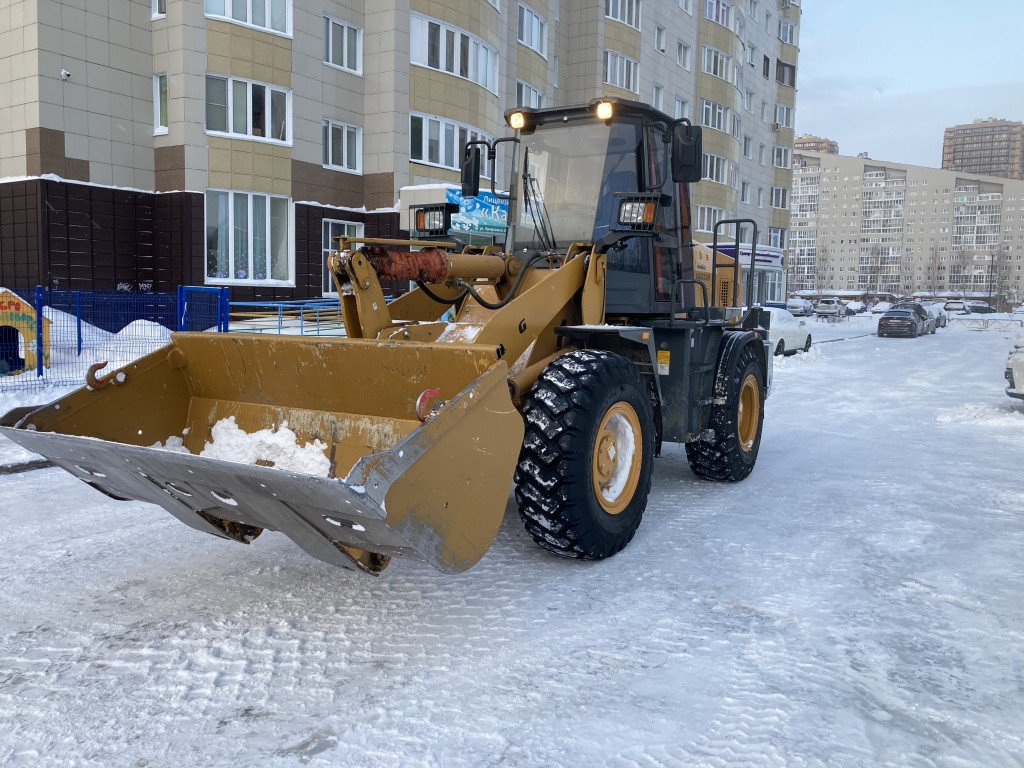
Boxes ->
[522,149,557,253]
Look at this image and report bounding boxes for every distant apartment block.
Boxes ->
[942,118,1024,181]
[794,134,837,154]
[0,0,799,301]
[789,152,1024,305]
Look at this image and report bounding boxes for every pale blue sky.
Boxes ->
[796,1,1024,167]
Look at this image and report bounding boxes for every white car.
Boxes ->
[814,297,846,317]
[786,298,814,317]
[1007,339,1024,401]
[763,307,813,356]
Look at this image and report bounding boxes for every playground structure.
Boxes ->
[0,288,50,374]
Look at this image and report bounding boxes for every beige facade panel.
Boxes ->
[411,0,501,41]
[409,68,500,129]
[206,20,292,88]
[208,136,291,197]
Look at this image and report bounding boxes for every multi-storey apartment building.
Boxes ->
[0,0,799,301]
[789,152,1024,305]
[794,134,836,154]
[942,118,1024,181]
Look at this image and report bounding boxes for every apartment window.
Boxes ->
[774,103,793,128]
[205,190,292,284]
[518,4,547,56]
[772,146,791,168]
[769,227,787,248]
[703,153,728,184]
[655,26,666,52]
[700,99,729,132]
[322,219,363,295]
[603,50,639,92]
[323,17,361,73]
[205,74,290,143]
[204,0,289,35]
[701,46,733,82]
[760,99,769,122]
[674,98,689,120]
[676,42,691,69]
[743,135,752,158]
[770,186,789,209]
[746,0,757,16]
[704,0,733,28]
[410,113,493,175]
[152,0,166,17]
[744,90,754,111]
[740,180,750,203]
[652,85,664,111]
[776,61,796,87]
[762,54,770,78]
[516,80,543,108]
[322,120,361,173]
[606,0,641,28]
[746,44,756,66]
[153,74,168,134]
[695,205,724,232]
[679,0,692,11]
[410,15,499,92]
[779,19,797,45]
[756,187,764,207]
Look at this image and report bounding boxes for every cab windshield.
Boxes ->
[510,118,642,253]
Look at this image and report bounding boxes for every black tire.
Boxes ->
[685,339,765,482]
[803,334,812,352]
[514,349,655,560]
[775,340,785,356]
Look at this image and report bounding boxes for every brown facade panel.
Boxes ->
[24,128,91,183]
[155,146,187,192]
[290,159,364,209]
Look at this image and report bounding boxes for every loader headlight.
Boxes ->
[416,208,445,231]
[618,199,656,227]
[509,111,526,130]
[595,101,614,121]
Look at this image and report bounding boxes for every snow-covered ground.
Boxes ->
[1,323,1023,767]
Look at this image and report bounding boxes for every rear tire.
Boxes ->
[775,340,785,356]
[803,335,812,352]
[686,340,765,482]
[515,349,654,560]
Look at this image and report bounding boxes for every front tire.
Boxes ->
[803,335,812,352]
[515,350,655,560]
[686,340,765,482]
[775,340,785,356]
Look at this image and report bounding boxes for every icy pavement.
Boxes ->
[1,327,1023,767]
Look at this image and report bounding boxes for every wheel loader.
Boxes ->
[0,98,771,576]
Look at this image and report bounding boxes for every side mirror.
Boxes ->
[461,147,481,198]
[671,122,702,183]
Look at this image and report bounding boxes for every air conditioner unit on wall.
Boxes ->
[772,122,782,131]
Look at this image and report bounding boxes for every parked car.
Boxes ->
[1006,339,1024,400]
[944,300,969,313]
[763,301,789,311]
[966,304,998,315]
[786,298,814,317]
[871,301,892,314]
[762,307,813,356]
[877,308,926,337]
[814,297,846,317]
[891,302,937,334]
[927,304,947,328]
[845,300,867,314]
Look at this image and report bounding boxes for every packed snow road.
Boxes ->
[1,325,1022,767]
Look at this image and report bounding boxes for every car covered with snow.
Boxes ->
[928,304,948,328]
[786,298,814,317]
[1007,339,1024,400]
[871,301,892,314]
[814,298,846,317]
[944,300,969,313]
[762,307,812,356]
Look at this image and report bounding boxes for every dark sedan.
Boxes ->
[877,309,926,337]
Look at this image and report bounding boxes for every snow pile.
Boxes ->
[198,416,331,476]
[91,320,172,368]
[148,435,191,454]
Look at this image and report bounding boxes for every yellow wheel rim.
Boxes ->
[737,373,760,453]
[591,402,643,515]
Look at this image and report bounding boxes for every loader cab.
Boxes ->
[464,99,703,317]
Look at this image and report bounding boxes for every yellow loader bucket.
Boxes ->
[0,334,524,575]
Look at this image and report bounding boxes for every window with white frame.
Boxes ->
[770,186,789,209]
[746,44,756,65]
[758,143,766,165]
[516,80,543,108]
[410,112,493,176]
[779,19,797,45]
[204,0,290,36]
[704,0,733,28]
[603,50,639,92]
[695,204,724,233]
[655,26,665,51]
[652,84,663,111]
[153,74,168,134]
[700,99,729,132]
[411,15,499,92]
[322,219,363,295]
[774,103,793,128]
[205,190,291,284]
[322,120,361,173]
[152,0,166,17]
[731,113,740,138]
[772,145,791,168]
[744,90,754,111]
[605,0,641,28]
[743,135,752,158]
[701,46,733,82]
[756,187,764,207]
[679,0,692,11]
[702,153,729,184]
[740,180,750,203]
[746,0,757,16]
[776,60,796,87]
[676,42,691,68]
[769,226,786,248]
[205,74,290,143]
[674,98,689,119]
[323,17,361,74]
[518,4,547,56]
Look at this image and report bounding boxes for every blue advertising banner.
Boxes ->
[446,188,509,234]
